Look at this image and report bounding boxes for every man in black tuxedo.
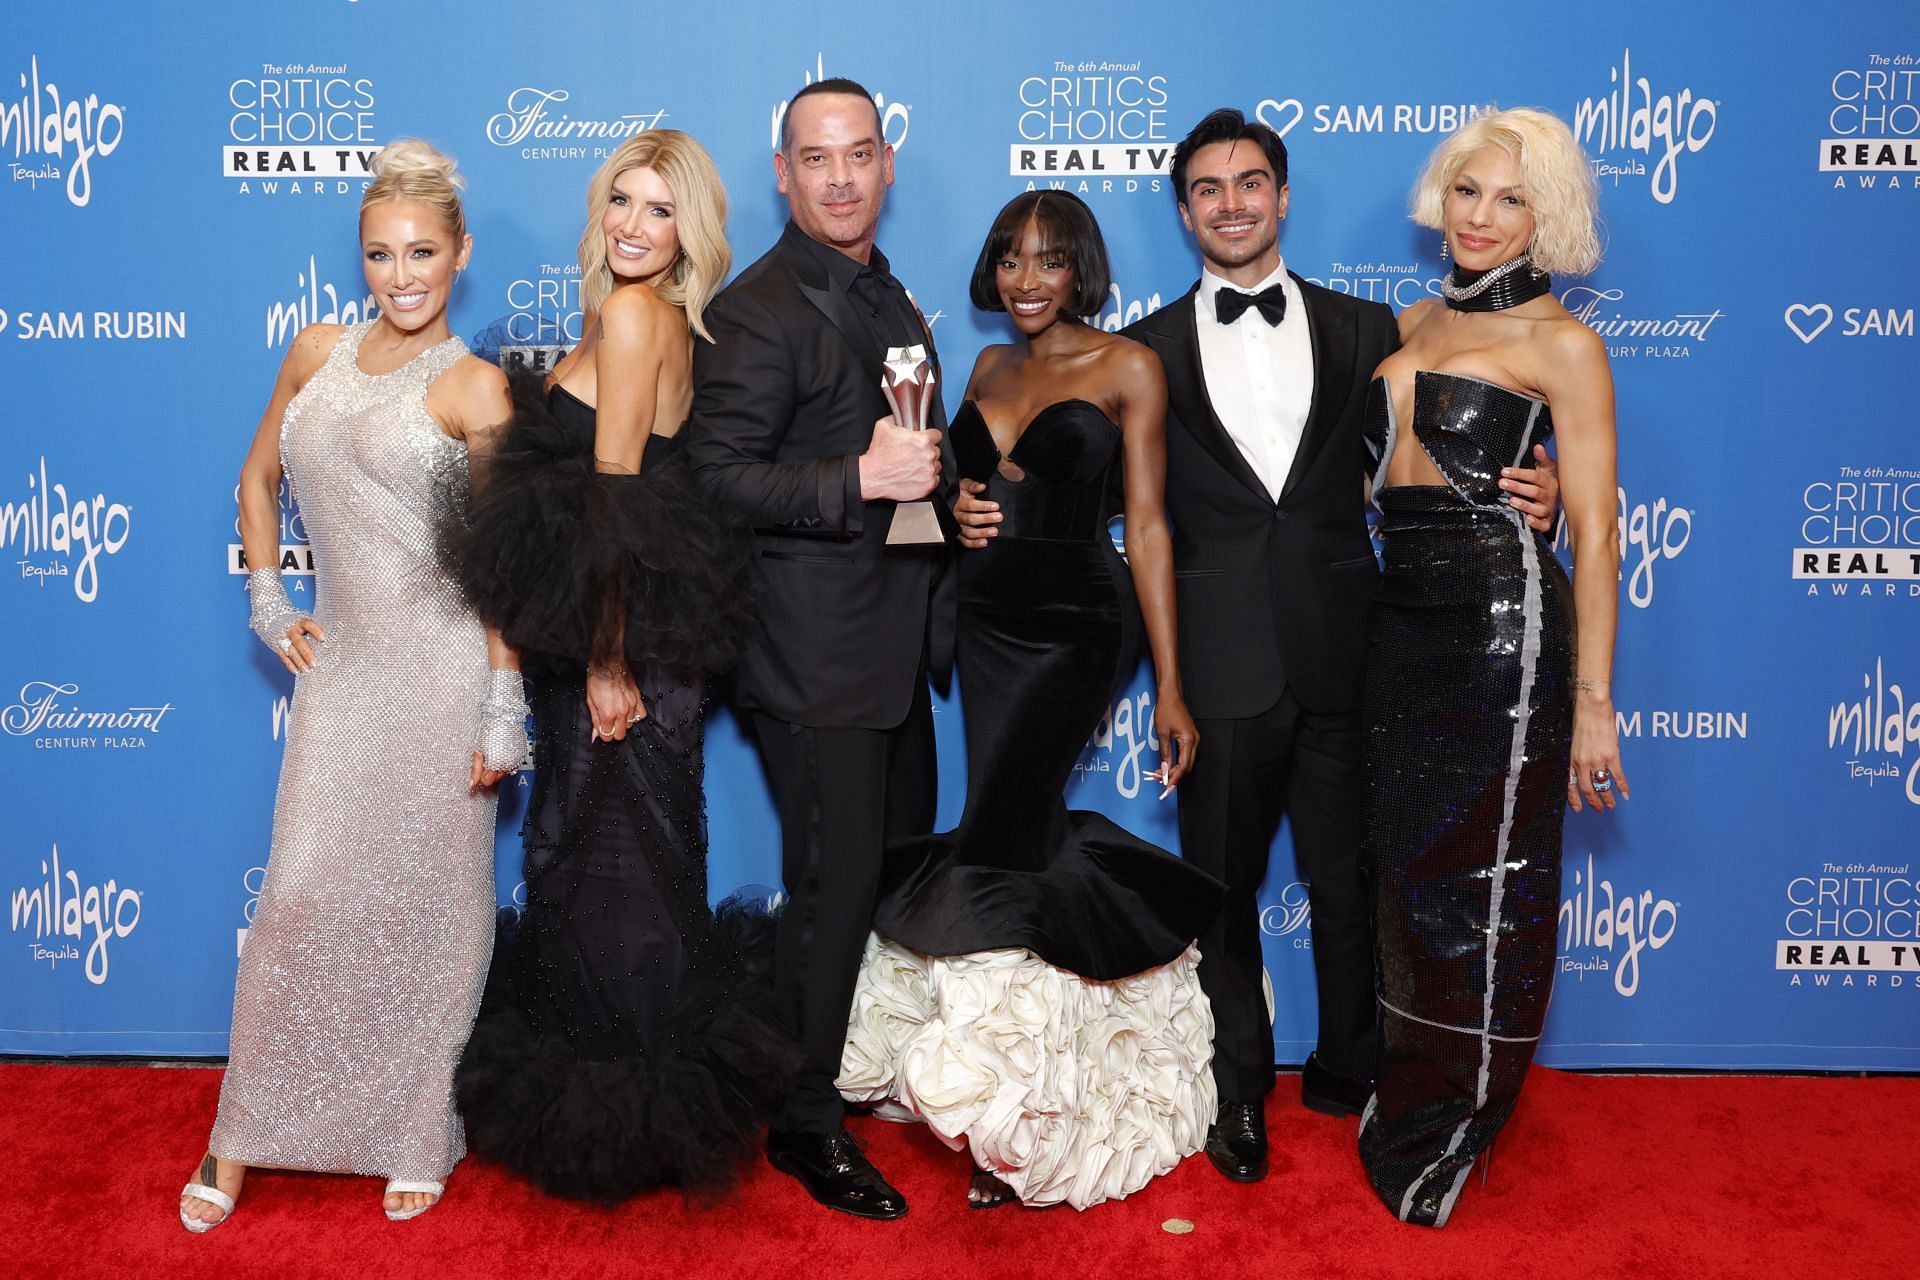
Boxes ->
[684,78,947,1220]
[958,109,1556,1183]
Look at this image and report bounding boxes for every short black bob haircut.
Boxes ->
[780,77,882,152]
[967,190,1113,319]
[1170,108,1289,207]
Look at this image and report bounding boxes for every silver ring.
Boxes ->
[277,637,293,654]
[626,713,644,725]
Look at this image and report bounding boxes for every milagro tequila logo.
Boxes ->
[1079,687,1156,799]
[1572,49,1718,205]
[2,681,173,749]
[266,253,378,349]
[1555,485,1692,609]
[1095,280,1163,332]
[1558,853,1678,997]
[771,55,910,153]
[2,55,126,207]
[10,843,142,984]
[1828,658,1920,804]
[486,87,666,159]
[1,457,132,602]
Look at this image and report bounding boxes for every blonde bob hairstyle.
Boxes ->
[578,130,731,341]
[1410,108,1601,277]
[361,138,467,241]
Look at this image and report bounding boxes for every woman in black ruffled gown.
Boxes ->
[449,131,795,1200]
[838,192,1224,1211]
[1358,108,1628,1228]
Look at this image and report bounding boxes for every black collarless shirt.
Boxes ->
[780,220,922,358]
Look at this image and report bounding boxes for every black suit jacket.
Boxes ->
[1124,275,1397,719]
[685,223,953,730]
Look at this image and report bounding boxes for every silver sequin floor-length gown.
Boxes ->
[209,321,498,1183]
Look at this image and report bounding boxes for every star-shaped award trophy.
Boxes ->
[880,344,951,545]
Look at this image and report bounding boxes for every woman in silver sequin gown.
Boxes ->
[179,143,522,1231]
[1357,110,1628,1228]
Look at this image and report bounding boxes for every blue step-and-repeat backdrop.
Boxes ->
[3,1,1916,1069]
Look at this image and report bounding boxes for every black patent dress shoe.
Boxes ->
[1204,1101,1268,1183]
[766,1129,909,1220]
[1300,1052,1373,1118]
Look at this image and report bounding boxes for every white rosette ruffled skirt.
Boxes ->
[837,933,1216,1210]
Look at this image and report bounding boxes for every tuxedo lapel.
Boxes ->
[795,277,875,369]
[1278,275,1355,500]
[1164,290,1270,503]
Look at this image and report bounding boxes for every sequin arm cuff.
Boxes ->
[246,566,311,654]
[476,668,532,773]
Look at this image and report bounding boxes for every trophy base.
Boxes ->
[885,500,949,546]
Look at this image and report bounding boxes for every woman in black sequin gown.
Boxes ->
[1357,109,1628,1227]
[448,133,794,1200]
[840,193,1224,1211]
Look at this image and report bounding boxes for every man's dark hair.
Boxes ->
[780,77,882,152]
[1170,108,1289,207]
[967,190,1112,318]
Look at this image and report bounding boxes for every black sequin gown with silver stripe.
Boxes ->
[1356,371,1572,1228]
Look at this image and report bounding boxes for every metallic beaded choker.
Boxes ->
[1442,254,1553,312]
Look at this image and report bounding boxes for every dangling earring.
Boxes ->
[1440,236,1449,262]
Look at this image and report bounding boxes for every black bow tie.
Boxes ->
[1216,283,1287,327]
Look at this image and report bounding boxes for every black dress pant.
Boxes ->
[752,681,936,1133]
[1180,685,1378,1103]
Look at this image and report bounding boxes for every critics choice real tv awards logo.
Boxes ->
[10,843,142,986]
[485,260,583,376]
[1010,60,1169,193]
[1777,863,1919,988]
[223,63,379,195]
[2,56,125,208]
[1571,49,1718,205]
[1819,54,1919,188]
[1793,468,1920,598]
[228,473,312,577]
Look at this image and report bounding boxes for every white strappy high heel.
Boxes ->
[383,1178,445,1221]
[179,1154,236,1233]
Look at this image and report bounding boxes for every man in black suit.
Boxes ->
[961,109,1556,1184]
[684,77,947,1220]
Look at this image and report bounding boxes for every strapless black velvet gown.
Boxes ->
[1357,371,1573,1228]
[446,381,796,1200]
[873,398,1223,975]
[840,399,1224,1211]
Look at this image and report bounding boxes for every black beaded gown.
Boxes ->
[839,399,1225,1210]
[446,378,796,1200]
[1356,371,1573,1228]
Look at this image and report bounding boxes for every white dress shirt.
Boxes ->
[1196,259,1314,500]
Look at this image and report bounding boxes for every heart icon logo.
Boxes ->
[1783,303,1833,344]
[1255,97,1305,139]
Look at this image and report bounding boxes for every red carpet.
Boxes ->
[5,1063,1910,1279]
